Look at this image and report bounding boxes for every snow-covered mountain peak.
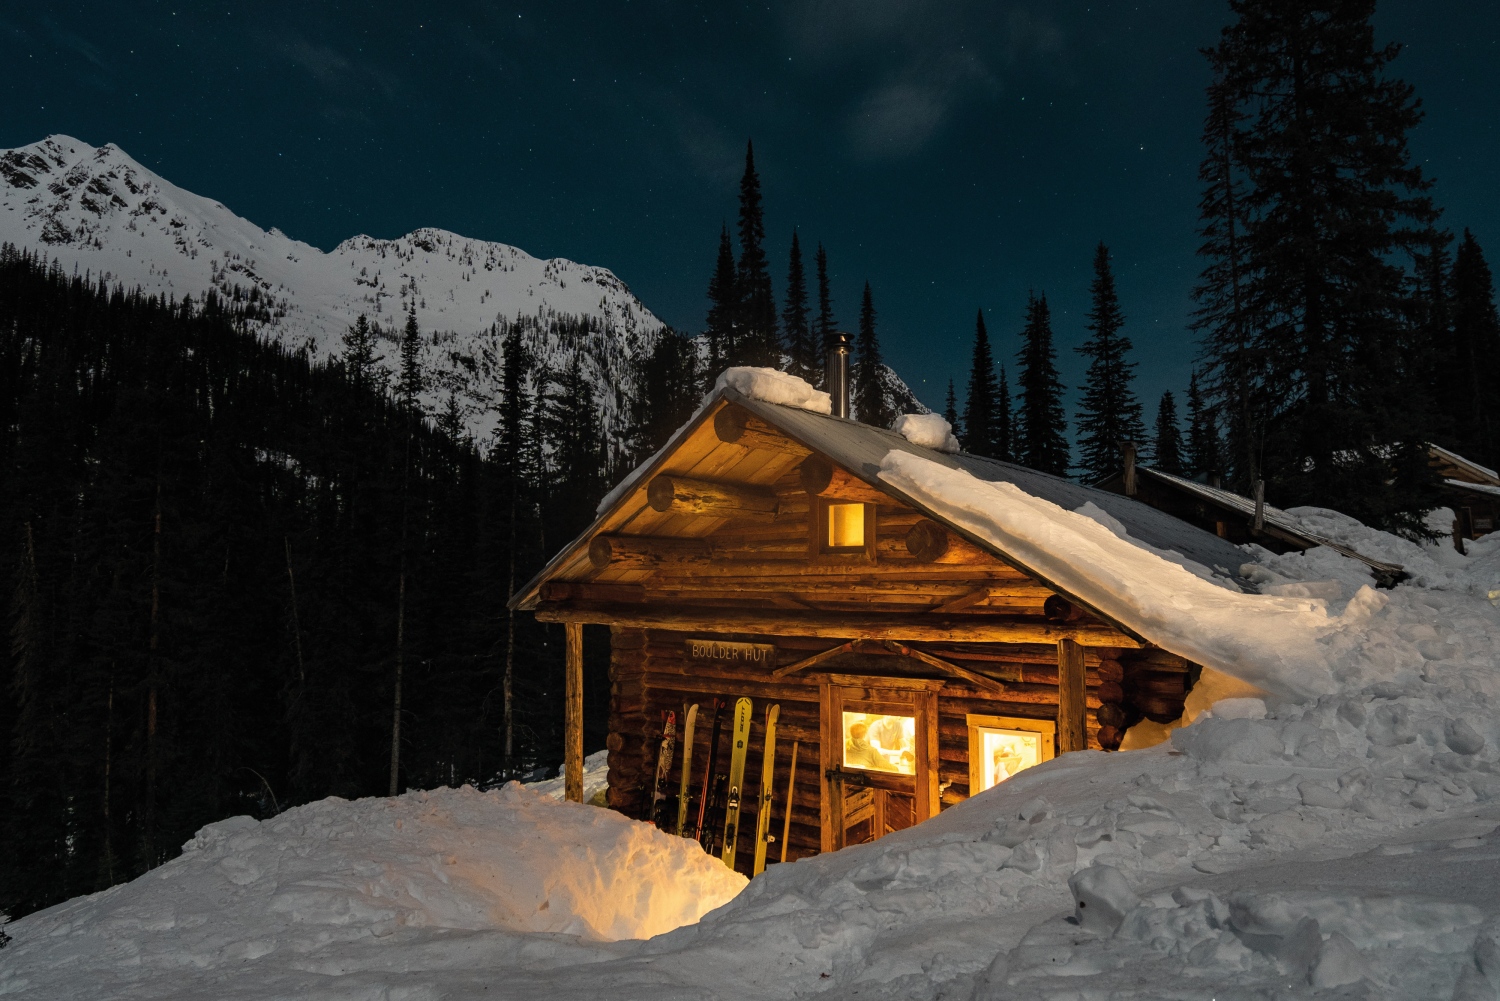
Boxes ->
[0,135,666,442]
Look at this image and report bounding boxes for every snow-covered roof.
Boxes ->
[1444,477,1500,499]
[727,391,1258,591]
[515,385,1261,643]
[1429,442,1500,485]
[1129,466,1405,580]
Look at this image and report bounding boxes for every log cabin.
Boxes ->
[510,362,1268,875]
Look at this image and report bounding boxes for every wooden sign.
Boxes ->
[685,638,776,666]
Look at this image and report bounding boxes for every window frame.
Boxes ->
[809,497,877,562]
[965,714,1056,797]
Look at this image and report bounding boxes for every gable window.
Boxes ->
[811,498,876,560]
[827,502,865,548]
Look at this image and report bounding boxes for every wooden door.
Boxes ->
[819,679,939,853]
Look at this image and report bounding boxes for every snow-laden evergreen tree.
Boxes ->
[1195,0,1441,531]
[1185,372,1223,480]
[1449,230,1500,467]
[963,310,1002,459]
[944,379,961,442]
[781,231,816,384]
[705,225,739,377]
[854,283,893,429]
[1015,293,1070,475]
[1075,243,1145,480]
[1153,391,1185,475]
[735,141,778,368]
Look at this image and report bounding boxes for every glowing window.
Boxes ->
[973,729,1042,792]
[841,711,916,775]
[827,503,865,548]
[966,714,1055,795]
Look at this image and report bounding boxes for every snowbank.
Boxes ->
[0,783,745,997]
[893,413,960,453]
[527,748,611,805]
[714,367,832,414]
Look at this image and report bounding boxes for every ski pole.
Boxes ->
[780,740,799,864]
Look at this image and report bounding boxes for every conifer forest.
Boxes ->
[2,0,1499,925]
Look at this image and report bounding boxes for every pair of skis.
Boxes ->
[656,695,785,875]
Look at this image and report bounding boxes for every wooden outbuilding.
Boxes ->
[512,383,1262,873]
[1094,459,1406,585]
[1429,443,1500,543]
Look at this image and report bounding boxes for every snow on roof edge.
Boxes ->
[878,450,1366,700]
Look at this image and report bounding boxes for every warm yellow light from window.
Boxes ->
[974,728,1043,792]
[827,503,864,548]
[841,711,916,775]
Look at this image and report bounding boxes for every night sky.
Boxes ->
[3,1,1497,414]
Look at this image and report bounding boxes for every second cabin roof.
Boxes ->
[511,386,1258,621]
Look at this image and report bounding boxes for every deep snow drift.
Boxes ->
[0,782,744,998]
[8,453,1500,999]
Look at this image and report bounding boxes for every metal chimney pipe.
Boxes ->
[825,331,852,419]
[1252,479,1266,534]
[1121,441,1138,496]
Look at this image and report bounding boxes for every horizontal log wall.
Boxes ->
[608,627,826,868]
[606,627,1195,874]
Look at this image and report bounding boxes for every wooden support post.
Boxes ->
[564,621,584,803]
[1056,638,1087,753]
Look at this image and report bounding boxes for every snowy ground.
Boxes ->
[7,454,1500,999]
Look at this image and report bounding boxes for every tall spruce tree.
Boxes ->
[1015,293,1070,475]
[943,380,961,441]
[342,314,384,394]
[995,365,1014,462]
[1450,230,1500,467]
[1192,80,1263,490]
[1153,392,1185,475]
[963,310,1002,458]
[1195,0,1441,531]
[735,141,778,367]
[1075,243,1146,480]
[628,330,700,463]
[705,225,739,378]
[781,231,816,383]
[814,243,836,385]
[1185,372,1223,479]
[495,325,531,767]
[854,283,892,428]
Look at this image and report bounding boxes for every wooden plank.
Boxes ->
[565,622,584,802]
[819,683,836,855]
[920,690,940,821]
[929,585,992,614]
[536,603,1140,648]
[1056,638,1087,753]
[771,640,856,678]
[887,641,1007,694]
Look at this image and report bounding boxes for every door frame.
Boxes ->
[818,676,941,853]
